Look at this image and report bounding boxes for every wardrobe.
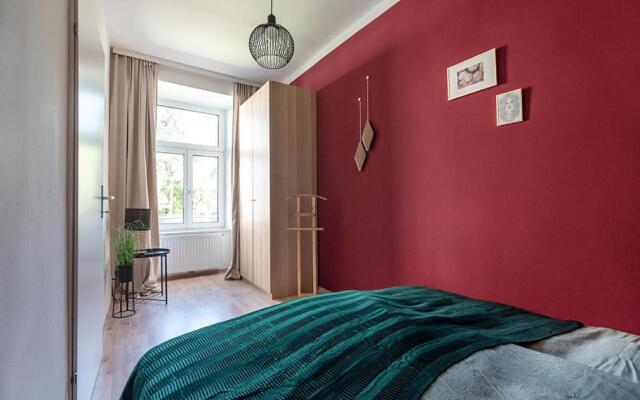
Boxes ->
[239,81,317,299]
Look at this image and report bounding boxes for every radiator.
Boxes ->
[159,230,232,275]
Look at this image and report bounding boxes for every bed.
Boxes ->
[121,286,640,399]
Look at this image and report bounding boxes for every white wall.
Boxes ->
[0,1,70,399]
[158,64,235,97]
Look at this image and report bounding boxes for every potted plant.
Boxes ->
[115,226,136,283]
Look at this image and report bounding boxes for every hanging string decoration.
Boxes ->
[362,75,376,151]
[354,75,375,171]
[354,97,367,171]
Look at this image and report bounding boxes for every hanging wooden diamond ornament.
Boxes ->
[361,75,375,151]
[354,141,367,171]
[362,120,375,151]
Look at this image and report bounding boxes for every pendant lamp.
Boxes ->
[249,0,295,69]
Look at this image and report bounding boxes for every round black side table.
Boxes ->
[134,248,170,305]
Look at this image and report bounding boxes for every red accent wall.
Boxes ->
[293,0,640,333]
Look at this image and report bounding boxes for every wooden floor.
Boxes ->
[91,272,277,400]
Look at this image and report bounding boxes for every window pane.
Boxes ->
[192,155,218,223]
[157,105,219,147]
[156,152,184,224]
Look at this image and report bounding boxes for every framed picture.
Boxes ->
[447,48,497,100]
[496,88,523,126]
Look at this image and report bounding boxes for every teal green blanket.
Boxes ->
[122,286,581,400]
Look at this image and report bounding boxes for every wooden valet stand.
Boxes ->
[287,194,327,297]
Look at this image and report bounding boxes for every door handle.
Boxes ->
[100,185,115,219]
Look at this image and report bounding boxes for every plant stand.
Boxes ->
[112,266,135,318]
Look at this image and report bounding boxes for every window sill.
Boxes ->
[160,228,230,237]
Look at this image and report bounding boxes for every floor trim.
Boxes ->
[167,268,225,281]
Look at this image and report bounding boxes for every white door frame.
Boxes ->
[68,1,79,397]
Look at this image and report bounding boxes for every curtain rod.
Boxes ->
[112,47,263,88]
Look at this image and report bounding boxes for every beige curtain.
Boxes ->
[108,53,160,290]
[225,82,258,280]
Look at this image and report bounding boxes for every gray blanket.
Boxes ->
[422,327,640,399]
[422,344,639,399]
[528,326,640,384]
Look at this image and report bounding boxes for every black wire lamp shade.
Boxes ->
[124,208,151,231]
[249,0,294,69]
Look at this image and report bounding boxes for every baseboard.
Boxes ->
[167,268,225,281]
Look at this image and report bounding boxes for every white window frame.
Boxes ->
[156,99,226,232]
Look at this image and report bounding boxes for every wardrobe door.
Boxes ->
[268,82,317,299]
[251,86,271,293]
[238,100,254,283]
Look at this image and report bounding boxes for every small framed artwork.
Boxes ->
[496,89,523,126]
[447,48,497,100]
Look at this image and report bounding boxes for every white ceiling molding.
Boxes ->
[282,0,399,84]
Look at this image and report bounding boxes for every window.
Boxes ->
[156,152,185,224]
[157,106,219,147]
[191,155,219,223]
[156,102,225,230]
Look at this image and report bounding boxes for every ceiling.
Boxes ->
[101,0,398,84]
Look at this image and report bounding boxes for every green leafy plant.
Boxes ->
[114,226,136,267]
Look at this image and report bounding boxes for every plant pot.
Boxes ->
[117,264,133,283]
